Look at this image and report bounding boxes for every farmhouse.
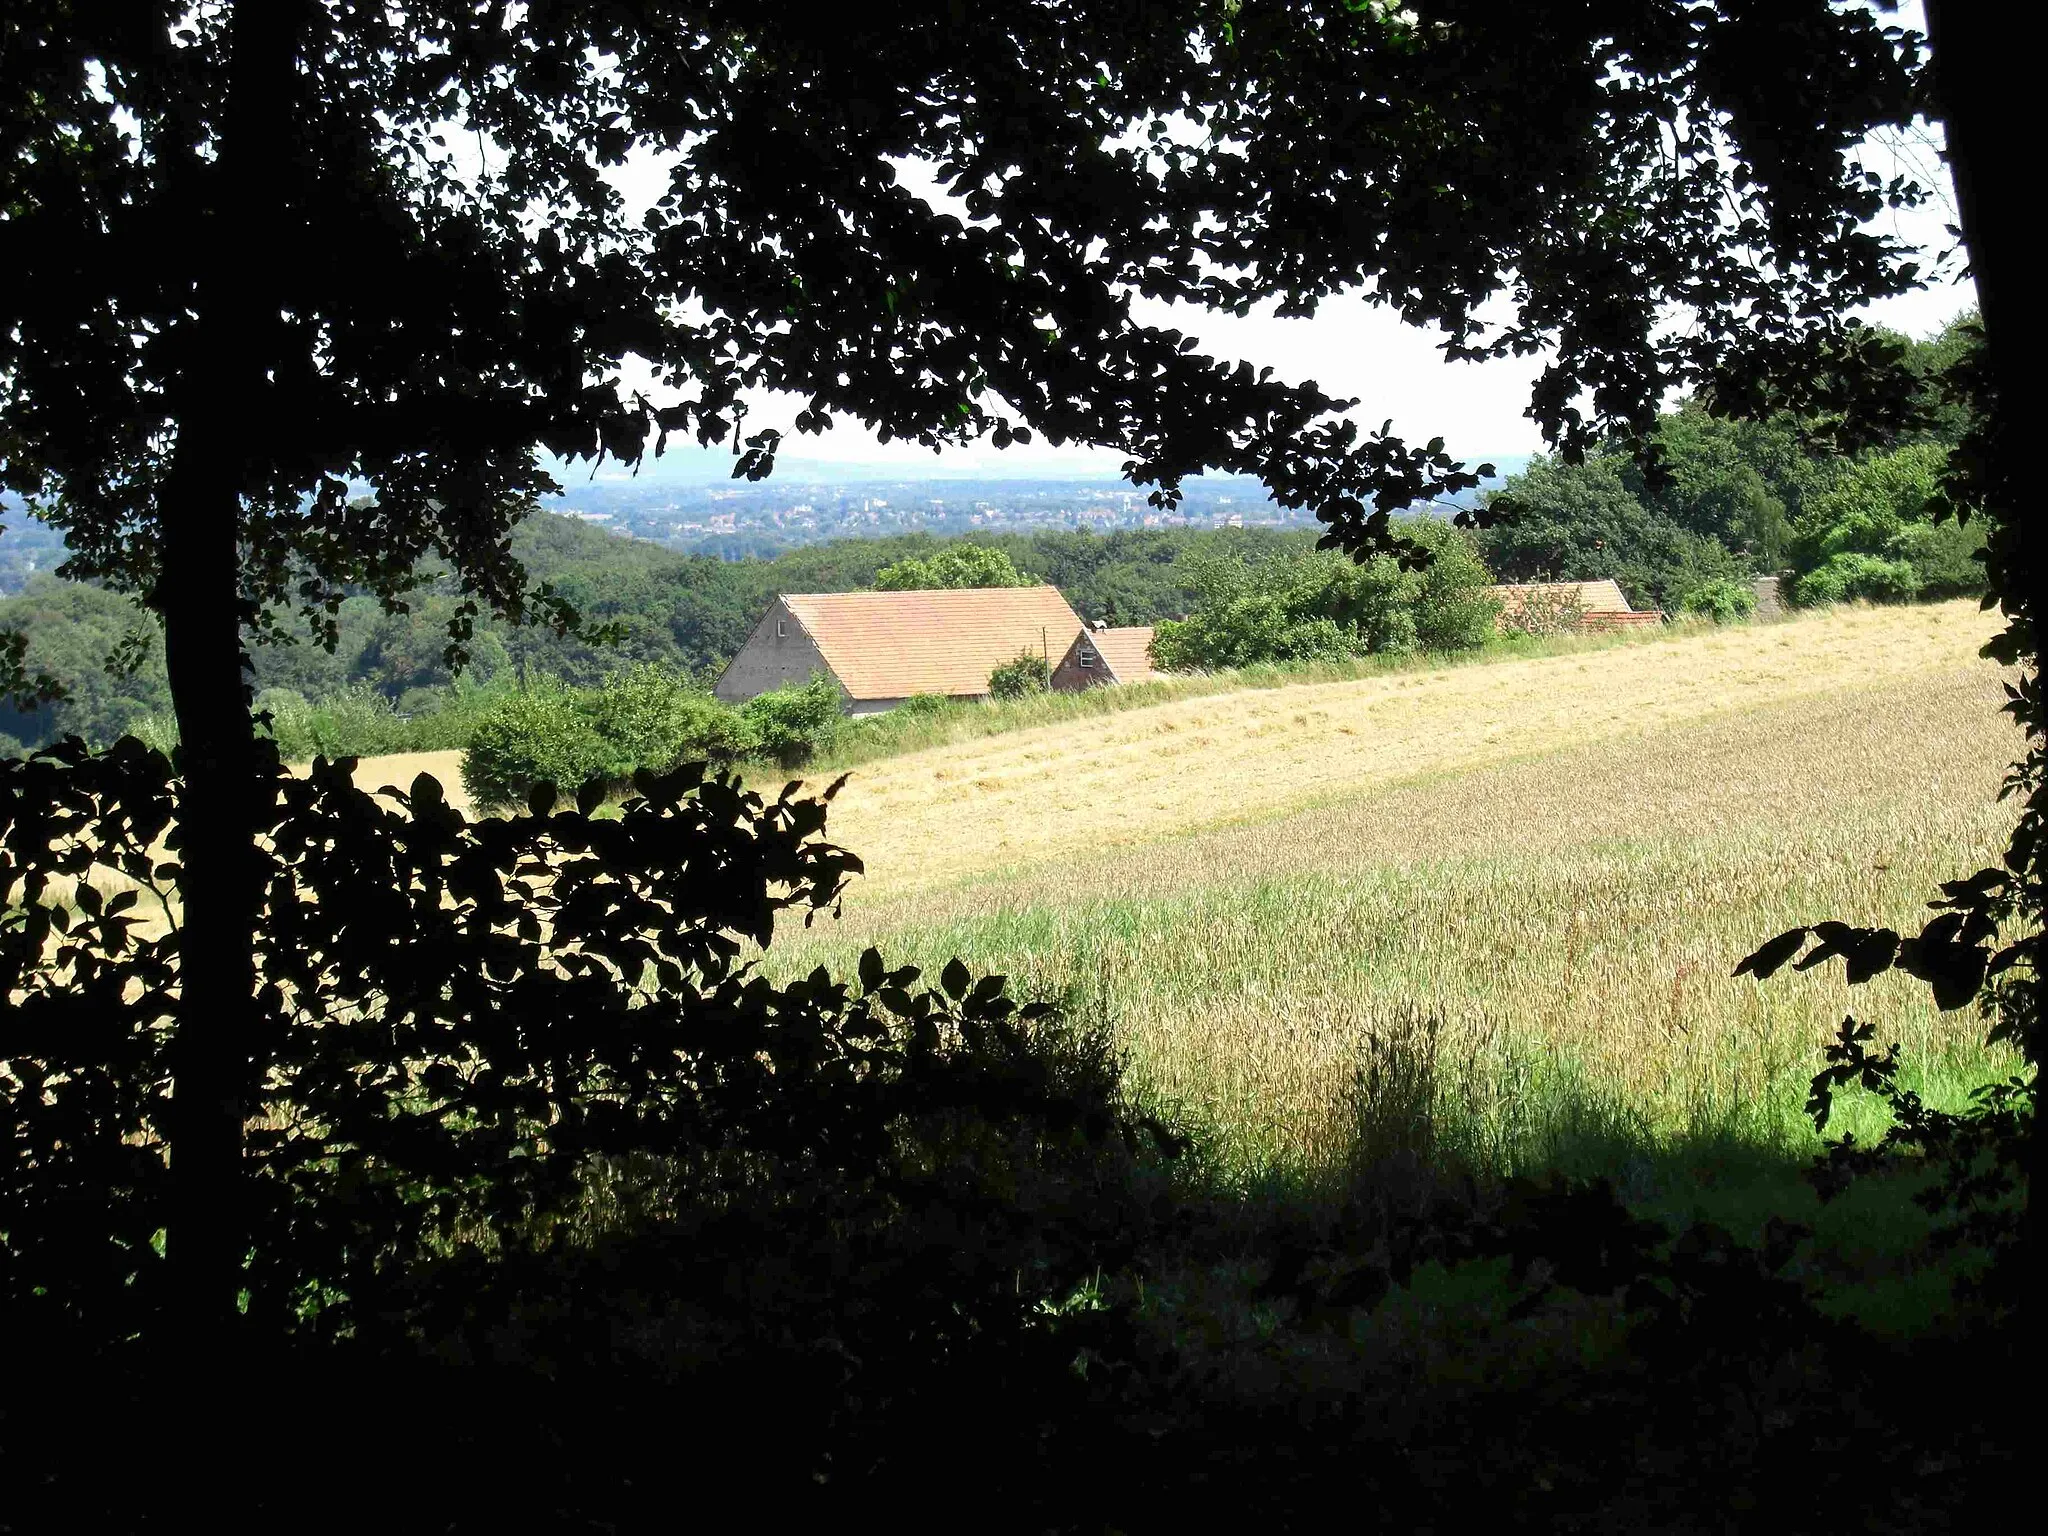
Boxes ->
[1052,625,1158,690]
[1486,579,1664,631]
[714,585,1086,714]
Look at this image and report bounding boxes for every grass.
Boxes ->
[762,601,2020,1250]
[306,597,2024,1206]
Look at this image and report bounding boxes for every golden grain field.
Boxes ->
[766,601,2023,1173]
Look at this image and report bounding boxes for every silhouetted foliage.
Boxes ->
[1,739,1167,1343]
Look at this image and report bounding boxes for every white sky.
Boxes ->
[577,2,1972,484]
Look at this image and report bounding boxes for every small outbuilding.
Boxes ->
[713,585,1086,714]
[1486,580,1663,631]
[1051,625,1159,690]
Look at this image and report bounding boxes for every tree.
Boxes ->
[1629,403,1802,568]
[873,543,1033,591]
[1478,456,1671,607]
[1151,518,1493,669]
[0,1,1975,1345]
[0,576,170,746]
[1789,441,1985,602]
[1478,453,1757,612]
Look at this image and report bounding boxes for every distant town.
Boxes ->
[2,461,1527,589]
[537,469,1518,559]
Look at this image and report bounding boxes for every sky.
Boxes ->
[559,3,1973,488]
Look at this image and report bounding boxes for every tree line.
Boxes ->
[0,516,1311,752]
[1477,314,1985,612]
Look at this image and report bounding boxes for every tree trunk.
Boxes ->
[157,0,304,1344]
[159,439,261,1340]
[1922,0,2042,1306]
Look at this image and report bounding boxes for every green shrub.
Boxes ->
[1790,553,1921,607]
[1676,577,1757,624]
[462,687,610,808]
[740,672,844,768]
[987,651,1051,700]
[894,693,955,718]
[261,684,413,760]
[462,669,765,806]
[257,681,506,762]
[1788,442,1984,600]
[394,686,449,717]
[1888,516,1986,598]
[587,662,755,778]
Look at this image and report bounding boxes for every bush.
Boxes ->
[894,693,955,718]
[1888,516,1986,598]
[256,682,505,762]
[463,668,766,807]
[1676,577,1756,624]
[741,672,844,767]
[587,663,755,779]
[987,651,1051,700]
[1,739,1159,1364]
[1790,553,1922,607]
[462,686,610,808]
[1788,442,1984,600]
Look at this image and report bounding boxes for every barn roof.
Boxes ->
[782,585,1084,700]
[1091,626,1158,683]
[1487,579,1633,616]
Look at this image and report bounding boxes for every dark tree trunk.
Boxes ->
[1923,0,2042,1303]
[157,0,304,1342]
[159,440,261,1340]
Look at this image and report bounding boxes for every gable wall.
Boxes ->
[714,599,842,704]
[1051,631,1111,691]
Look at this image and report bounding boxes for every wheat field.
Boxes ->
[767,602,2024,1174]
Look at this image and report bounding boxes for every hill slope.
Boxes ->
[767,600,2019,1176]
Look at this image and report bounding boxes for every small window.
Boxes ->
[1080,648,1096,667]
[776,618,787,638]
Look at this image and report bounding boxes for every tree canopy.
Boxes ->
[872,543,1033,591]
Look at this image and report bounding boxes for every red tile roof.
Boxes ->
[1091,626,1158,683]
[1488,580,1633,616]
[783,586,1085,700]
